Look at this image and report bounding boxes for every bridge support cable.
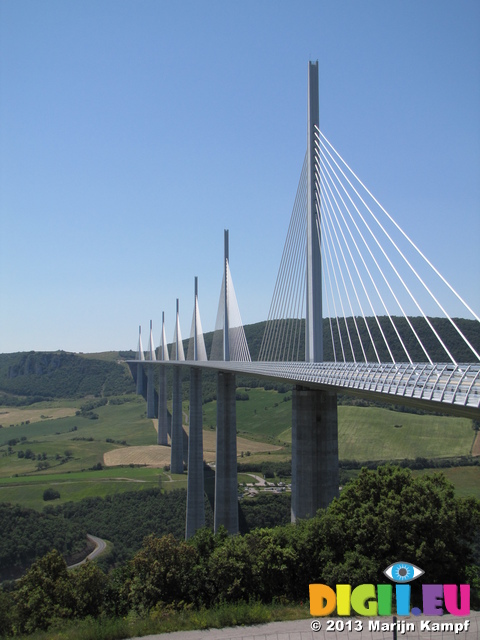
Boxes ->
[226,262,251,362]
[146,320,157,419]
[258,157,303,361]
[322,238,342,362]
[187,277,208,362]
[318,130,445,365]
[171,299,185,475]
[318,204,361,363]
[318,156,399,363]
[157,312,169,446]
[318,135,421,363]
[210,237,251,363]
[259,155,308,362]
[317,128,480,364]
[319,161,397,362]
[318,166,381,363]
[269,173,307,362]
[318,214,347,362]
[318,199,363,362]
[320,130,480,328]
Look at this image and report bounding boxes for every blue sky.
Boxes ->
[1,0,479,354]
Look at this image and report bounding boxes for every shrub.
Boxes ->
[43,488,60,501]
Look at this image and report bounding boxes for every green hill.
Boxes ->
[0,351,135,403]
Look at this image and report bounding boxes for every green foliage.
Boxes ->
[306,466,480,594]
[52,489,213,567]
[127,534,200,612]
[13,550,108,634]
[3,467,479,637]
[119,467,480,611]
[0,352,135,400]
[14,550,72,633]
[240,493,290,533]
[0,504,86,580]
[43,489,60,502]
[0,587,14,637]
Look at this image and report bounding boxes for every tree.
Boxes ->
[303,466,480,595]
[14,550,73,633]
[43,488,60,501]
[0,588,14,637]
[69,561,108,618]
[127,534,199,612]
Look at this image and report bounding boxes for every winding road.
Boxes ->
[67,534,107,569]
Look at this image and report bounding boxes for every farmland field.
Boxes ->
[0,387,477,511]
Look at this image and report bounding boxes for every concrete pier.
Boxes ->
[170,366,184,474]
[214,371,238,534]
[291,386,339,522]
[186,367,205,538]
[146,320,156,418]
[136,325,145,395]
[146,365,155,418]
[135,363,144,396]
[157,366,168,445]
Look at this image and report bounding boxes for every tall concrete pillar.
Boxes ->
[305,60,323,364]
[214,371,238,534]
[136,325,144,396]
[186,367,205,538]
[146,365,155,418]
[157,366,168,445]
[186,277,206,539]
[136,363,144,396]
[171,366,183,474]
[146,320,156,418]
[157,312,169,445]
[171,300,184,474]
[291,386,339,522]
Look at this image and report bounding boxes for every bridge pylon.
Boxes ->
[214,230,239,534]
[135,325,145,396]
[171,299,185,475]
[186,277,206,539]
[146,320,156,419]
[306,60,322,364]
[291,62,339,522]
[157,312,169,446]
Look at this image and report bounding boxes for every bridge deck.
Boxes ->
[130,360,480,419]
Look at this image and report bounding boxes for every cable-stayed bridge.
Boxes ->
[128,62,479,539]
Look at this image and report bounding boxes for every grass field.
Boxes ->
[204,389,475,460]
[338,405,475,461]
[413,465,480,500]
[0,388,478,511]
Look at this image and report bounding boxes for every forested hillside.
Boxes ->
[0,352,135,403]
[0,503,87,581]
[0,488,291,579]
[47,489,290,568]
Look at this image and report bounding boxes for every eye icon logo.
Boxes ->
[384,561,424,583]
